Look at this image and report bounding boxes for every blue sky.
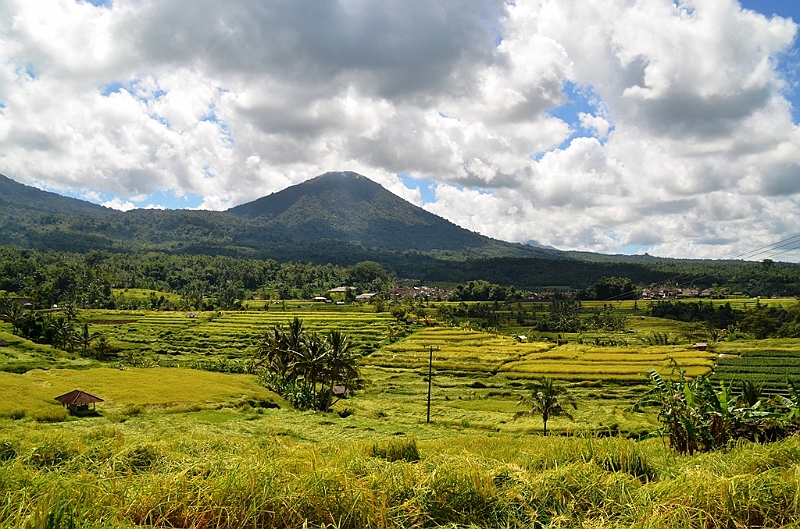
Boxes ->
[2,0,799,260]
[740,0,800,121]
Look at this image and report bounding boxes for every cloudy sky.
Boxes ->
[1,0,799,261]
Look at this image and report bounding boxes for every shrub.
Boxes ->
[0,439,16,461]
[371,437,420,462]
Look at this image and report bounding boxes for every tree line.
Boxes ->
[650,300,800,339]
[0,247,391,311]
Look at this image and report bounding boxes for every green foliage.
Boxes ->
[515,378,576,435]
[580,276,637,300]
[589,304,628,331]
[644,332,673,345]
[650,300,740,329]
[257,318,361,411]
[0,439,16,461]
[537,299,584,333]
[370,437,421,462]
[636,361,800,454]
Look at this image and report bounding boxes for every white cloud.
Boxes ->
[578,113,611,139]
[0,0,798,260]
[101,196,135,211]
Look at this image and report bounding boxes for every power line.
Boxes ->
[600,234,800,302]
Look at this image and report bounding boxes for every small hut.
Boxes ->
[54,389,104,416]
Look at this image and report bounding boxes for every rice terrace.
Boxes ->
[4,271,800,527]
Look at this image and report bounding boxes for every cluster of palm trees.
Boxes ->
[256,317,360,411]
[0,300,109,357]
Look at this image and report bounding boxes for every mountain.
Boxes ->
[0,173,111,216]
[0,171,552,260]
[228,171,546,255]
[1,171,799,292]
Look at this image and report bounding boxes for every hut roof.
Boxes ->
[54,389,104,405]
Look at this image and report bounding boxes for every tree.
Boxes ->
[321,330,360,411]
[515,378,576,435]
[77,323,100,356]
[294,332,329,407]
[255,318,361,412]
[0,299,27,334]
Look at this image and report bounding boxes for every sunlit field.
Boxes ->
[2,301,800,527]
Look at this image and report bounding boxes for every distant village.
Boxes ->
[309,284,748,304]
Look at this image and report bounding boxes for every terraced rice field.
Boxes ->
[88,310,395,364]
[369,327,715,382]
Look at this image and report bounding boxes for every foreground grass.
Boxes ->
[2,414,800,528]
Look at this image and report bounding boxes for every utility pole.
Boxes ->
[426,345,433,423]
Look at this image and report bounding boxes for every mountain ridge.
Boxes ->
[227,171,532,253]
[0,171,557,260]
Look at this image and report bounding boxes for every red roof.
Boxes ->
[54,389,104,405]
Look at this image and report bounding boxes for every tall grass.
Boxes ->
[3,422,800,528]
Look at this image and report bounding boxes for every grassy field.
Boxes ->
[0,367,283,422]
[709,338,800,389]
[370,326,714,380]
[3,409,800,528]
[2,303,800,527]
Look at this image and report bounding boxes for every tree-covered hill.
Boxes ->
[0,171,551,261]
[228,171,548,256]
[1,171,799,294]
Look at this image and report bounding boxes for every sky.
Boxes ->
[1,0,799,262]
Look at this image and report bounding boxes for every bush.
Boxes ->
[371,437,420,462]
[0,439,16,461]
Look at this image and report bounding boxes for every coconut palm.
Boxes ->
[320,330,360,411]
[77,323,100,356]
[293,332,329,406]
[256,325,294,384]
[516,378,576,436]
[0,300,27,334]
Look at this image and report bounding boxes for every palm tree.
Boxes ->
[48,317,76,353]
[256,325,295,384]
[94,336,113,359]
[0,300,27,334]
[516,378,576,436]
[321,330,360,411]
[294,332,329,407]
[77,323,100,356]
